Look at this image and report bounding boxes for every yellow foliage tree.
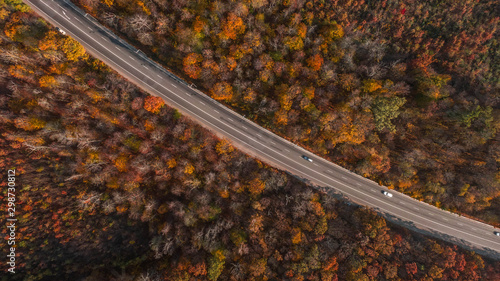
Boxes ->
[0,8,9,21]
[167,158,177,168]
[215,139,234,155]
[208,249,226,281]
[243,88,257,104]
[30,117,46,130]
[184,164,195,175]
[137,1,151,15]
[38,30,58,51]
[291,228,302,244]
[249,0,268,9]
[114,155,128,172]
[362,79,382,93]
[61,37,87,61]
[297,23,307,38]
[279,92,293,111]
[39,75,58,88]
[335,123,366,145]
[103,0,114,7]
[9,65,33,81]
[323,23,344,42]
[14,117,46,131]
[284,36,304,51]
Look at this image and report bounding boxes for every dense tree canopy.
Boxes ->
[72,0,500,225]
[1,2,500,280]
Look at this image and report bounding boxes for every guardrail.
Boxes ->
[61,0,189,87]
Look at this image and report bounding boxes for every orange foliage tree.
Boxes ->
[247,177,265,195]
[307,54,324,71]
[210,82,233,101]
[189,262,207,276]
[218,13,245,41]
[143,96,165,114]
[114,155,128,172]
[183,53,203,79]
[38,30,58,51]
[193,16,206,33]
[274,109,289,126]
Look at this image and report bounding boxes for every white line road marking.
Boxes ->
[74,17,84,25]
[341,176,347,180]
[370,189,376,192]
[214,110,219,113]
[115,46,120,50]
[413,207,419,210]
[242,126,247,129]
[399,201,406,205]
[171,84,177,88]
[457,222,464,226]
[270,141,276,145]
[227,118,233,122]
[428,212,434,216]
[285,149,290,152]
[356,183,361,186]
[62,10,70,20]
[199,101,205,105]
[128,56,135,60]
[33,0,500,250]
[313,163,319,167]
[442,217,449,221]
[157,74,162,78]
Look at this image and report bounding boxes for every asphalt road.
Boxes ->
[24,0,500,259]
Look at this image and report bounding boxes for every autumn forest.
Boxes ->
[74,0,500,225]
[1,0,500,280]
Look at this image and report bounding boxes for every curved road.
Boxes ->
[24,0,500,259]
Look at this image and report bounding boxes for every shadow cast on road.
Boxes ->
[314,184,500,261]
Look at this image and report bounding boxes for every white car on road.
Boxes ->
[56,27,66,35]
[301,155,313,162]
[382,191,393,198]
